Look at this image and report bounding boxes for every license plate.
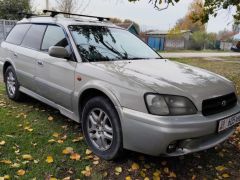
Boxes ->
[218,112,240,132]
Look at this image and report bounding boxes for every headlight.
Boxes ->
[145,94,197,116]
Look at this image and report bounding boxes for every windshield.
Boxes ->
[69,25,161,62]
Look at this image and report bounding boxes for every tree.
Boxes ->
[174,0,205,32]
[56,0,91,14]
[128,0,240,24]
[0,0,31,20]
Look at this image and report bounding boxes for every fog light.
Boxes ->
[167,142,177,153]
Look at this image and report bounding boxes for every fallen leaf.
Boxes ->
[62,147,74,155]
[153,170,161,177]
[93,160,99,165]
[46,156,54,163]
[22,154,33,161]
[48,116,54,121]
[115,166,122,175]
[17,169,25,176]
[125,176,132,180]
[222,173,230,178]
[0,160,12,164]
[48,139,56,143]
[103,171,108,177]
[11,163,21,168]
[57,140,64,144]
[72,136,83,142]
[86,149,92,155]
[24,126,33,132]
[216,166,226,172]
[70,153,81,161]
[131,162,140,171]
[0,141,6,145]
[52,133,59,138]
[81,166,92,177]
[144,178,150,180]
[169,171,177,178]
[164,167,170,174]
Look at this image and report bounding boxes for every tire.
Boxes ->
[4,66,23,101]
[82,96,123,160]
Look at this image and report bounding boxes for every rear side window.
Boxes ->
[6,24,31,45]
[21,24,47,50]
[41,25,68,51]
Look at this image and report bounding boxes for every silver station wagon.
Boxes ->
[0,10,240,160]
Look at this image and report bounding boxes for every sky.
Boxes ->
[32,0,235,33]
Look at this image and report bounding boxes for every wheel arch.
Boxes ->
[78,86,122,123]
[3,61,14,82]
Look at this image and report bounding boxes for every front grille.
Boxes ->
[202,93,237,116]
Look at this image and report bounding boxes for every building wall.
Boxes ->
[220,41,233,51]
[164,38,185,50]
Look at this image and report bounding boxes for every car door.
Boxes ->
[17,24,47,91]
[4,23,39,91]
[36,25,76,110]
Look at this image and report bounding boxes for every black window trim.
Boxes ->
[6,22,77,62]
[4,23,31,46]
[20,24,47,51]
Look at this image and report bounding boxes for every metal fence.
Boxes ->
[0,20,17,42]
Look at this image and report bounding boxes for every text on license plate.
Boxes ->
[218,112,240,132]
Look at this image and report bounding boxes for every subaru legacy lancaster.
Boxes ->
[0,10,239,160]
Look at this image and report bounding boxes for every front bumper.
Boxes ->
[120,102,240,156]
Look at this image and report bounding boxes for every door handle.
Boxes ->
[37,61,44,66]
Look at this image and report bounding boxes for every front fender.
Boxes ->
[72,79,122,122]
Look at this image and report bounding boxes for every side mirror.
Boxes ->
[48,46,70,59]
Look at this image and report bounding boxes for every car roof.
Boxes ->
[18,16,120,29]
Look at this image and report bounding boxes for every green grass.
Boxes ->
[0,85,95,179]
[0,57,240,179]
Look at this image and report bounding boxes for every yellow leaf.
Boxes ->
[11,163,21,168]
[17,169,25,176]
[50,178,57,180]
[4,175,10,180]
[48,139,56,143]
[103,171,108,177]
[222,173,230,178]
[0,160,12,164]
[72,136,83,142]
[62,177,71,180]
[153,170,161,177]
[52,133,59,138]
[140,170,146,177]
[81,166,92,177]
[70,153,81,161]
[115,166,123,173]
[57,140,64,144]
[144,178,150,180]
[169,171,177,178]
[46,156,54,163]
[131,162,140,171]
[125,176,132,180]
[48,116,54,121]
[153,177,160,180]
[164,167,169,174]
[215,166,226,171]
[24,126,33,132]
[0,141,5,145]
[86,149,92,155]
[62,147,74,155]
[93,160,99,165]
[22,154,33,161]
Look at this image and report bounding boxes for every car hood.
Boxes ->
[91,59,235,110]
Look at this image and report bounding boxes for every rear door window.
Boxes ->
[41,25,68,51]
[5,24,31,45]
[21,24,47,50]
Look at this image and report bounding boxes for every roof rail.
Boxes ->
[43,10,110,22]
[18,12,38,18]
